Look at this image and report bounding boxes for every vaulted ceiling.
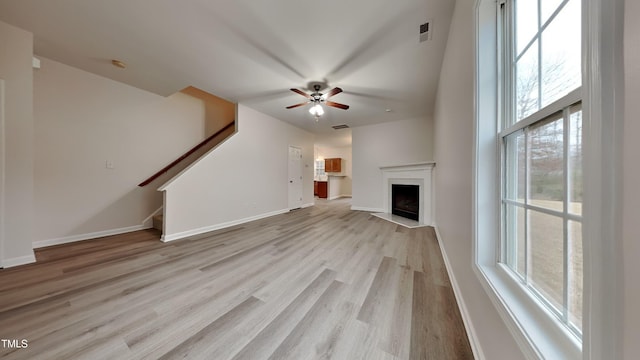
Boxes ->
[0,0,455,136]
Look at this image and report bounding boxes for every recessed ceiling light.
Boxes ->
[385,108,392,112]
[111,59,127,69]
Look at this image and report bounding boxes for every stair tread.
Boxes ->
[152,214,163,233]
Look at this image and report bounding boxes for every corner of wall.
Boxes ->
[0,20,35,267]
[433,224,486,360]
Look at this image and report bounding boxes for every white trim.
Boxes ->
[157,124,237,192]
[474,264,581,359]
[301,202,314,208]
[142,206,163,228]
[2,253,36,268]
[473,0,626,357]
[433,225,485,360]
[33,224,151,249]
[499,88,582,138]
[473,265,550,359]
[501,199,583,222]
[32,56,41,69]
[379,162,435,226]
[580,0,625,356]
[379,161,436,170]
[372,213,429,229]
[288,145,304,210]
[161,190,168,235]
[328,195,351,200]
[161,208,290,242]
[473,0,583,358]
[350,206,385,213]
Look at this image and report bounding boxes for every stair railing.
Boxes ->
[138,121,235,187]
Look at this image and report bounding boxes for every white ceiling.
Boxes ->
[0,0,455,139]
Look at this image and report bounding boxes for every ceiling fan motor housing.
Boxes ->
[307,81,328,93]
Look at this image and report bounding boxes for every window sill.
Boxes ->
[474,263,581,360]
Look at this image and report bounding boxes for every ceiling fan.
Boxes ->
[286,82,349,119]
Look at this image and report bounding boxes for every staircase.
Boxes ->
[141,121,235,235]
[153,214,163,232]
[139,86,237,236]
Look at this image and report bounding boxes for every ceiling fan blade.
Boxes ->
[286,101,309,109]
[324,87,343,98]
[326,101,349,110]
[290,88,312,99]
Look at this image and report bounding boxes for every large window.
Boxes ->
[499,0,582,339]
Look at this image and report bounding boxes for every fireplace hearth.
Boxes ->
[391,184,419,221]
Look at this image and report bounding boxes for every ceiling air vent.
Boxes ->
[420,22,432,42]
[332,124,349,130]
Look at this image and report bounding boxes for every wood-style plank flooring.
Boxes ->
[0,198,473,359]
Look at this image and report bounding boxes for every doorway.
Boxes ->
[288,146,303,209]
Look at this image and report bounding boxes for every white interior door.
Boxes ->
[288,146,303,209]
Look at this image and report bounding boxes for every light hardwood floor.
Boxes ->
[0,198,473,360]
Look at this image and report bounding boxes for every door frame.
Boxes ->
[288,145,303,210]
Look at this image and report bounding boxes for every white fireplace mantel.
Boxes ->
[377,162,435,227]
[379,161,436,171]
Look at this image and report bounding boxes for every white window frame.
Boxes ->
[472,0,624,358]
[500,89,583,338]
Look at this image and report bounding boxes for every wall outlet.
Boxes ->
[105,160,115,169]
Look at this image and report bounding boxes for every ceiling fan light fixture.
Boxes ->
[287,83,349,116]
[309,103,324,116]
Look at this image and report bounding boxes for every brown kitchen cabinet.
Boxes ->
[315,181,327,198]
[325,158,341,173]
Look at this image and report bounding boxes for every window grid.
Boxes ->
[510,0,576,124]
[514,0,570,65]
[562,105,570,325]
[499,0,582,339]
[501,101,583,337]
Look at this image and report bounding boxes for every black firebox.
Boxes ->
[391,184,419,221]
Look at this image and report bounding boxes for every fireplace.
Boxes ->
[391,184,420,221]
[373,162,435,227]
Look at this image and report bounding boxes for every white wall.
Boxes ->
[34,57,207,245]
[0,21,35,266]
[351,117,432,211]
[160,104,314,240]
[315,145,352,199]
[181,86,235,137]
[432,0,524,358]
[623,0,640,357]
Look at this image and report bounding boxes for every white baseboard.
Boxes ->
[161,208,290,242]
[328,195,352,200]
[301,202,314,208]
[350,206,384,213]
[433,224,485,360]
[33,224,151,249]
[2,253,36,268]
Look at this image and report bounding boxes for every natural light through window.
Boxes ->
[500,0,582,338]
